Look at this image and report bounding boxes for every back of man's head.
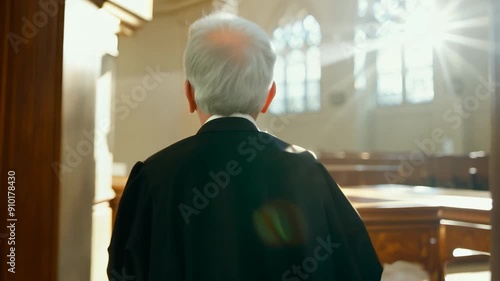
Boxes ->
[184,13,276,116]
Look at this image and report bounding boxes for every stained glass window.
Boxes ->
[270,15,322,114]
[355,0,435,105]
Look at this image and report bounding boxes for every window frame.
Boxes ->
[270,14,322,114]
[355,0,437,107]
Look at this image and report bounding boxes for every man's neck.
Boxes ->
[197,111,212,124]
[198,112,258,125]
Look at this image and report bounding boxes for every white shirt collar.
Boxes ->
[205,113,259,130]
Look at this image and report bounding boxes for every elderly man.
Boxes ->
[108,13,382,281]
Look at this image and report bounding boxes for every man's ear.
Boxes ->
[261,82,276,113]
[184,80,197,113]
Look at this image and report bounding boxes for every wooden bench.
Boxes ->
[325,164,400,186]
[320,151,489,190]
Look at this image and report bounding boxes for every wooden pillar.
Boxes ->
[491,0,500,279]
[0,0,64,280]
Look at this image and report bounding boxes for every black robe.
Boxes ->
[107,117,382,281]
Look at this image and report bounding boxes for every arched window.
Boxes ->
[270,15,322,114]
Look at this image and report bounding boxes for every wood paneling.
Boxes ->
[368,225,441,280]
[359,207,442,280]
[0,0,65,280]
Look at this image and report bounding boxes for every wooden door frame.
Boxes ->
[0,0,65,280]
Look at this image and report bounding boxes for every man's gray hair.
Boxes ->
[184,13,277,116]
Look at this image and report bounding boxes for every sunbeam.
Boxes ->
[443,33,491,51]
[446,16,491,31]
[434,47,457,99]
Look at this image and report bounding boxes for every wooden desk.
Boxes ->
[344,185,491,281]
